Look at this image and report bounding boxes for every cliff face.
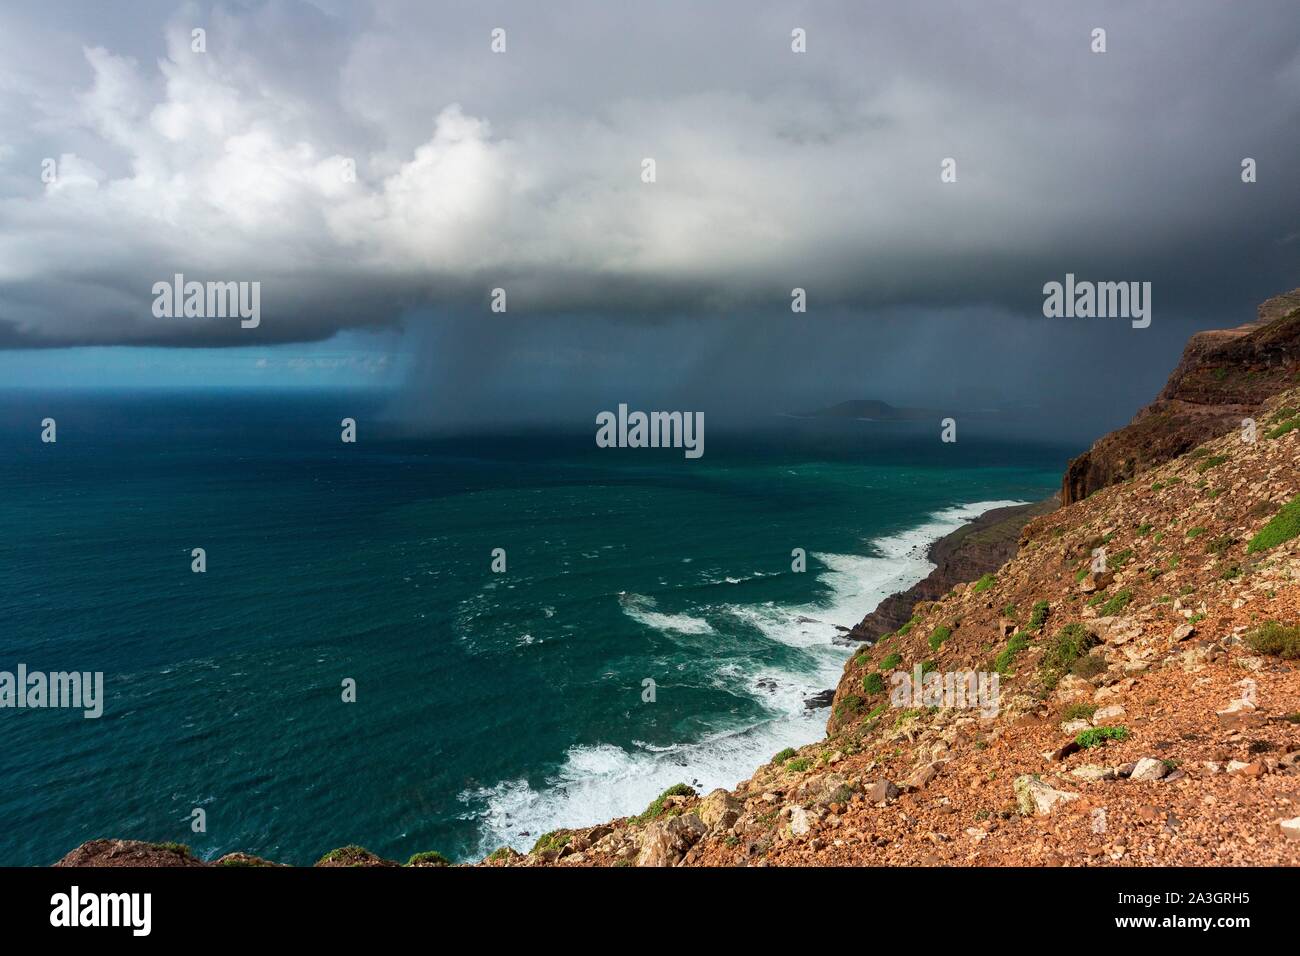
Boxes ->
[1062,289,1300,505]
[846,498,1057,643]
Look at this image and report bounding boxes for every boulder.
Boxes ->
[1093,704,1127,724]
[1130,758,1168,782]
[1216,698,1258,729]
[788,806,814,837]
[866,780,901,805]
[1014,776,1080,816]
[902,762,940,790]
[635,813,708,867]
[1069,764,1118,782]
[697,789,742,832]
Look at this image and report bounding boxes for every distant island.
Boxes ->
[794,399,935,422]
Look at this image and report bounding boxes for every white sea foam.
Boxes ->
[460,499,1025,858]
[618,592,715,635]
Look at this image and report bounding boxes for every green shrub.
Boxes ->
[1205,534,1236,556]
[972,574,996,594]
[1266,418,1299,439]
[316,845,377,866]
[631,784,696,825]
[1247,495,1300,553]
[1039,623,1097,691]
[1186,526,1206,539]
[833,695,863,722]
[1245,621,1300,659]
[1028,600,1050,629]
[993,631,1030,674]
[863,671,885,695]
[1097,589,1133,616]
[152,842,193,858]
[1107,548,1133,570]
[928,625,953,652]
[1076,726,1130,748]
[531,831,573,854]
[772,747,797,764]
[407,851,451,867]
[879,652,902,670]
[785,757,812,773]
[1062,702,1097,721]
[1196,454,1229,474]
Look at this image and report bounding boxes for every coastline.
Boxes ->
[466,497,1042,859]
[844,496,1059,645]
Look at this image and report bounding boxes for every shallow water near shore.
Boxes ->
[0,391,1068,864]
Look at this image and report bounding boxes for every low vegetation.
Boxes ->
[1038,623,1098,693]
[1246,621,1300,659]
[1247,494,1300,553]
[1076,726,1130,748]
[993,631,1030,674]
[1097,589,1133,616]
[1062,702,1097,721]
[407,851,451,867]
[928,625,952,652]
[531,830,572,854]
[630,784,696,826]
[1028,600,1050,630]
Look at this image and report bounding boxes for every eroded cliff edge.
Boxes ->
[1062,288,1300,505]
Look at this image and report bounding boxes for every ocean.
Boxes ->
[0,391,1070,865]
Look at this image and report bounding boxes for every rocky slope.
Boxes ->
[1062,288,1300,505]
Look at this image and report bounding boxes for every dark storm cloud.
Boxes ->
[1,0,1297,350]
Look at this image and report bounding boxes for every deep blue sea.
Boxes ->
[0,391,1071,865]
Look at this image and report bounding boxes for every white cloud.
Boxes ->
[0,0,1297,347]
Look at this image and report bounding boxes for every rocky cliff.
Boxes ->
[1062,289,1300,505]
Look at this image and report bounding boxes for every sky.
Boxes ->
[1,0,1298,435]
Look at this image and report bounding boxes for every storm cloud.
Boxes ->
[2,0,1298,351]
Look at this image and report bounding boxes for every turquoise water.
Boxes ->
[0,392,1068,865]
